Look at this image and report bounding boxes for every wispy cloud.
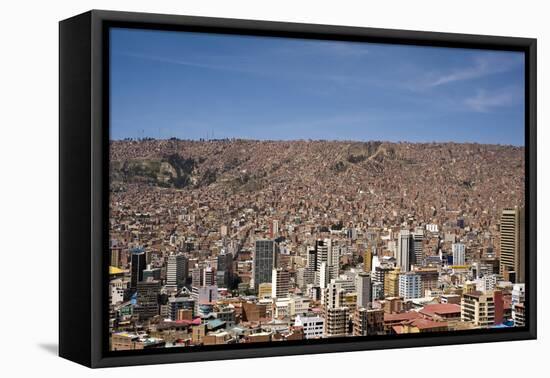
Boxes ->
[116,51,246,73]
[116,40,370,75]
[464,87,522,112]
[427,53,522,88]
[115,50,378,90]
[429,58,491,87]
[405,53,523,92]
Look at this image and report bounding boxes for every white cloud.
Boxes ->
[425,53,523,88]
[464,87,521,112]
[429,58,491,86]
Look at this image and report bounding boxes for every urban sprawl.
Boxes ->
[108,139,526,351]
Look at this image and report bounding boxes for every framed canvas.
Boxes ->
[59,10,537,368]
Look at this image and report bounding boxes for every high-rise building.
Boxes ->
[372,281,384,300]
[461,291,495,327]
[363,245,373,273]
[499,207,525,283]
[374,265,392,298]
[134,279,160,320]
[304,247,317,286]
[306,246,317,271]
[398,272,422,300]
[329,241,340,280]
[216,252,233,289]
[318,262,330,289]
[353,308,384,336]
[412,227,424,266]
[356,272,372,309]
[272,268,290,299]
[253,240,279,291]
[397,230,413,272]
[323,280,351,337]
[203,266,216,286]
[452,243,466,266]
[191,266,203,288]
[166,253,188,288]
[324,307,349,337]
[130,247,146,291]
[315,239,339,283]
[384,268,401,298]
[317,239,330,267]
[323,281,344,309]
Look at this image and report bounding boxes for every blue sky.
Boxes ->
[110,28,525,146]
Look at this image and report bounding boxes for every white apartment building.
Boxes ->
[294,314,324,339]
[109,278,126,305]
[511,283,525,306]
[398,272,422,300]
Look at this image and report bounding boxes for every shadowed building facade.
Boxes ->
[253,240,279,292]
[499,207,525,283]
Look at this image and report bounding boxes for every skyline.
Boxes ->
[110,28,525,146]
[110,137,526,149]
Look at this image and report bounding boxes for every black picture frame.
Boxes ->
[59,9,537,368]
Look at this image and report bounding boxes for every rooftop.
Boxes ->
[384,312,422,322]
[420,303,461,317]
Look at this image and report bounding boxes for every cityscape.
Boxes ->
[108,28,526,351]
[108,139,525,351]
